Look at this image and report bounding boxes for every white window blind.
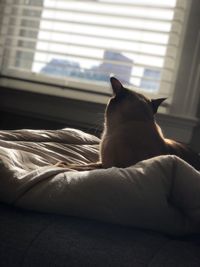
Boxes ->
[0,0,189,101]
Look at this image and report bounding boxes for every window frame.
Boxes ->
[0,0,192,102]
[170,0,200,119]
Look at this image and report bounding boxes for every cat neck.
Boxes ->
[102,119,165,144]
[104,118,159,133]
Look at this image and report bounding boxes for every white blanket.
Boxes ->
[0,128,200,235]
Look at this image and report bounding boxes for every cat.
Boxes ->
[100,77,200,170]
[56,77,200,171]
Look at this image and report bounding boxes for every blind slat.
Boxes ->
[5,46,173,71]
[3,1,182,11]
[3,3,184,24]
[2,63,165,83]
[2,24,177,47]
[4,14,180,35]
[2,53,174,82]
[5,35,178,60]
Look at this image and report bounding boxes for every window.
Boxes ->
[0,0,192,106]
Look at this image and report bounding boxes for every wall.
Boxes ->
[0,86,105,136]
[190,100,200,151]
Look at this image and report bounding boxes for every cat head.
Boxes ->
[105,77,166,125]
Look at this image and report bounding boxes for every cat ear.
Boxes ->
[110,77,123,96]
[151,98,167,113]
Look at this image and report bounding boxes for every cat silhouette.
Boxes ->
[100,77,200,170]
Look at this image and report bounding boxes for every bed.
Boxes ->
[0,128,200,266]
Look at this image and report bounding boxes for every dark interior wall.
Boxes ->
[0,110,66,130]
[0,87,105,137]
[190,101,200,151]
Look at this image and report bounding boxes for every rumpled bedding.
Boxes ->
[0,128,200,236]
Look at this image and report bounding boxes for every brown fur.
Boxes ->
[57,77,200,171]
[100,77,200,170]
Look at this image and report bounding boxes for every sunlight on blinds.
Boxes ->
[0,0,188,98]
